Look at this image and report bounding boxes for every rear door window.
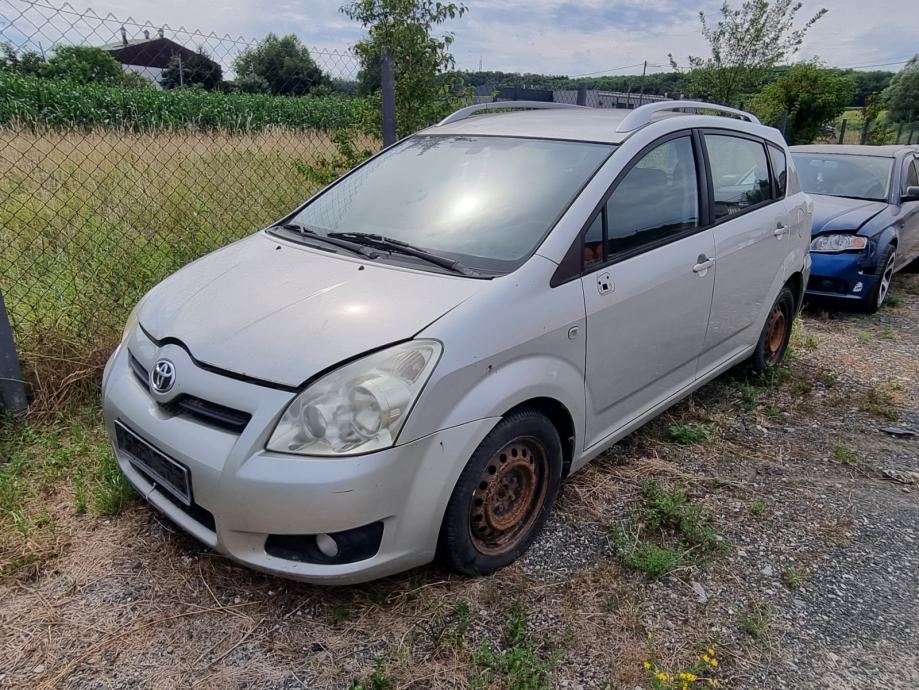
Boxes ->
[768,145,787,198]
[705,134,772,220]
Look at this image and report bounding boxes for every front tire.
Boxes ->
[750,286,796,373]
[437,409,562,576]
[862,244,896,314]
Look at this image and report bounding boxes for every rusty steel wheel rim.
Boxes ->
[470,437,549,555]
[765,305,787,362]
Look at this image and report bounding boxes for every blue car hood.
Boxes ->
[809,194,886,235]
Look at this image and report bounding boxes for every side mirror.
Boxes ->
[903,186,919,202]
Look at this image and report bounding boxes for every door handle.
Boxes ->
[774,222,789,238]
[692,255,715,274]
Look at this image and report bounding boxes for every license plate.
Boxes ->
[115,421,192,506]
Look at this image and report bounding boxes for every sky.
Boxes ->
[3,0,918,78]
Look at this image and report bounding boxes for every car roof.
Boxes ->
[419,107,777,145]
[790,144,918,158]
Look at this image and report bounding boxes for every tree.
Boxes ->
[0,43,45,75]
[233,34,330,96]
[883,55,919,122]
[751,62,854,144]
[342,0,472,137]
[671,0,827,107]
[44,45,125,85]
[160,51,223,90]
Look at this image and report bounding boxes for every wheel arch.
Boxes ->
[503,397,576,479]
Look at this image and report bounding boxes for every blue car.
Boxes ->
[790,145,919,312]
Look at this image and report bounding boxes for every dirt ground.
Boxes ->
[2,271,918,690]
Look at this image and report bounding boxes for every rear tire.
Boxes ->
[437,409,562,576]
[862,244,896,314]
[749,286,795,374]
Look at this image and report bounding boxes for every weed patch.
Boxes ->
[668,423,711,445]
[0,404,133,573]
[738,601,771,641]
[832,444,859,465]
[471,601,565,690]
[613,480,727,578]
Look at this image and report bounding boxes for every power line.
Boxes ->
[836,57,914,70]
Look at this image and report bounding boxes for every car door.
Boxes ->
[896,155,919,266]
[697,132,789,371]
[581,133,716,449]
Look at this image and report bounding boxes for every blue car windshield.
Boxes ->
[289,135,614,275]
[793,153,892,201]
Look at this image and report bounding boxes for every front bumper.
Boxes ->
[805,250,876,302]
[102,330,496,584]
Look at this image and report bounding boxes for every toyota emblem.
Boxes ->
[150,359,176,394]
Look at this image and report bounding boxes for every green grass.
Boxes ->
[0,404,135,574]
[471,601,565,690]
[668,423,711,445]
[738,601,771,641]
[832,444,859,465]
[613,480,727,578]
[783,567,803,590]
[350,659,395,690]
[883,293,902,308]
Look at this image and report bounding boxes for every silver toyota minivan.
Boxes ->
[103,101,812,584]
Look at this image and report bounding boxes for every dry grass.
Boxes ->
[1,125,377,411]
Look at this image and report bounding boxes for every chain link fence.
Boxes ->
[0,0,380,408]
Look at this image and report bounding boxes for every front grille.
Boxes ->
[169,396,252,434]
[132,462,217,532]
[128,352,251,434]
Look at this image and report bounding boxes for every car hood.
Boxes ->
[809,194,887,235]
[138,233,484,386]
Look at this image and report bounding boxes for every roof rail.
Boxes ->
[615,100,761,133]
[437,101,588,126]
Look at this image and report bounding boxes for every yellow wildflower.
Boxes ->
[708,648,716,656]
[643,661,652,670]
[710,658,719,667]
[657,672,669,682]
[702,654,710,663]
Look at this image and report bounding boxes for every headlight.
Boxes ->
[121,302,141,343]
[810,234,868,253]
[267,340,442,456]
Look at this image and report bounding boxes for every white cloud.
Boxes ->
[6,0,917,76]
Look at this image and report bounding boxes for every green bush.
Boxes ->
[0,70,372,132]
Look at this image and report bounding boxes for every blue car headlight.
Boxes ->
[810,234,868,253]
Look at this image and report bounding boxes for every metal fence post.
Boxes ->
[860,118,869,145]
[0,290,28,414]
[380,49,396,147]
[838,119,847,144]
[576,82,587,107]
[909,122,916,145]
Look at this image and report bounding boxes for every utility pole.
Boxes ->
[638,60,647,106]
[178,54,184,87]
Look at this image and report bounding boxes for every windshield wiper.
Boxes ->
[327,232,478,276]
[271,223,380,259]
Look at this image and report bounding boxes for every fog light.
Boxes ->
[316,533,339,558]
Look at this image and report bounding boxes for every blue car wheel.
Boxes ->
[863,244,897,314]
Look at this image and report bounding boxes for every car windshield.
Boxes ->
[792,153,893,201]
[288,135,614,275]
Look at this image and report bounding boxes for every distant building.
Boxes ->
[102,27,197,86]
